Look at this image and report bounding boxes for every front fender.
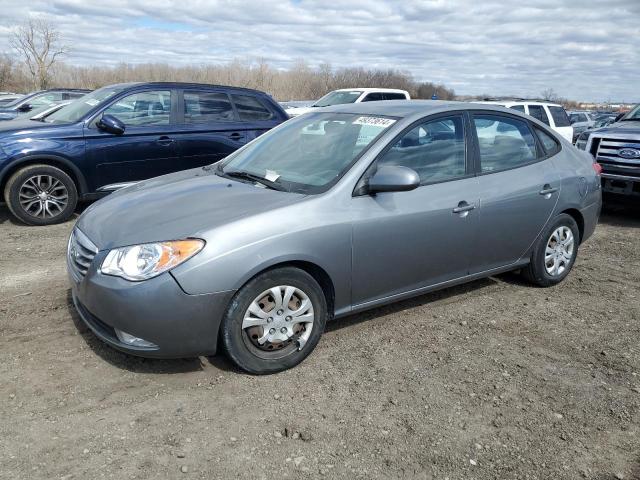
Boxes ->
[0,152,88,194]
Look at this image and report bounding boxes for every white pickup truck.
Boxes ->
[285,88,410,117]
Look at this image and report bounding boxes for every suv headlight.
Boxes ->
[101,239,204,281]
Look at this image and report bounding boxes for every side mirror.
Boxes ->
[366,165,420,194]
[97,114,125,135]
[17,103,32,112]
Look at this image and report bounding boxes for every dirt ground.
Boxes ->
[0,198,639,480]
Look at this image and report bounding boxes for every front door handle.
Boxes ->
[452,201,476,216]
[228,132,242,140]
[157,136,175,146]
[539,184,558,196]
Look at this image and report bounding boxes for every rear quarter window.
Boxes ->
[549,106,571,127]
[230,94,274,121]
[534,127,561,157]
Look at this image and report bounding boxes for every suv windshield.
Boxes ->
[218,112,397,194]
[622,105,640,121]
[45,86,125,124]
[313,91,363,107]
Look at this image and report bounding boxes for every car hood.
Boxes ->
[77,168,307,250]
[0,118,63,134]
[592,120,640,136]
[0,109,18,121]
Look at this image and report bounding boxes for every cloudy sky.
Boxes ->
[0,0,638,102]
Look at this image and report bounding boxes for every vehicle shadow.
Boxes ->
[65,289,237,374]
[0,204,21,225]
[326,275,504,333]
[599,195,640,228]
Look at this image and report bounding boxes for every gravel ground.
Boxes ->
[0,198,639,480]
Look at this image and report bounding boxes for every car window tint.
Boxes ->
[384,93,407,100]
[377,116,466,184]
[473,114,537,173]
[528,105,550,125]
[534,127,561,157]
[230,94,273,121]
[549,106,571,127]
[103,91,171,126]
[362,92,384,102]
[184,91,235,123]
[509,105,525,113]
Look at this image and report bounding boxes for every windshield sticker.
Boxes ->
[265,170,280,182]
[85,99,100,106]
[353,117,396,128]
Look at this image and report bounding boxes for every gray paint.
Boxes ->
[71,100,602,358]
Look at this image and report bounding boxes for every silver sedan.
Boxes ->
[68,101,602,374]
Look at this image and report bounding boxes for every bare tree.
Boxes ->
[11,19,67,90]
[0,53,14,91]
[540,88,559,102]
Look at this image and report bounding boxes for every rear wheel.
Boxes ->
[522,213,580,287]
[4,164,78,226]
[221,267,327,374]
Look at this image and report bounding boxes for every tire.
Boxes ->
[4,164,78,226]
[221,267,327,374]
[522,213,580,287]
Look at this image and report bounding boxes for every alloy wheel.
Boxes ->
[18,175,69,219]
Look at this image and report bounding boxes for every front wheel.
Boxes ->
[221,267,327,374]
[4,164,78,226]
[522,213,580,287]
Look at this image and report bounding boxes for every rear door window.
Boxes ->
[527,105,550,125]
[184,91,235,123]
[384,92,407,100]
[362,92,385,102]
[230,94,273,121]
[473,114,537,173]
[549,106,571,127]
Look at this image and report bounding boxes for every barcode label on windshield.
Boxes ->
[353,117,396,128]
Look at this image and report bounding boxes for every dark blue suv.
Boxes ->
[0,82,288,225]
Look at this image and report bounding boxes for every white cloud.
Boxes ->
[0,0,637,102]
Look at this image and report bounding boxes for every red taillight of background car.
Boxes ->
[593,162,602,175]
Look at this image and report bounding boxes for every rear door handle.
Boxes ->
[452,201,476,216]
[539,184,558,196]
[228,132,243,140]
[157,136,175,146]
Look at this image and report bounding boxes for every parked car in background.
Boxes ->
[0,82,288,225]
[593,113,618,128]
[0,93,23,106]
[284,88,411,117]
[568,110,598,143]
[478,100,573,142]
[4,101,73,123]
[68,101,601,374]
[0,89,90,121]
[576,104,640,197]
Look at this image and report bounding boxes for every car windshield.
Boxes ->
[2,92,35,108]
[218,112,397,194]
[313,91,363,107]
[44,86,124,124]
[622,105,640,121]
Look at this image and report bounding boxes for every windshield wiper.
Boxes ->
[219,169,286,192]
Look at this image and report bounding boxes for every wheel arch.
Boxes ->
[233,260,336,319]
[0,155,88,197]
[559,208,585,243]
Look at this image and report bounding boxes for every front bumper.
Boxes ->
[69,251,235,359]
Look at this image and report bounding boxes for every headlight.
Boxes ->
[101,239,205,281]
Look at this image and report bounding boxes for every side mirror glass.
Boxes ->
[17,103,32,112]
[97,114,125,135]
[366,165,420,194]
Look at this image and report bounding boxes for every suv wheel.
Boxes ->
[522,213,580,287]
[221,267,327,374]
[4,164,78,226]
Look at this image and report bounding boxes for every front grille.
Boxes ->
[67,228,98,281]
[596,138,640,179]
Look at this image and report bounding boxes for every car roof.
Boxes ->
[106,81,272,95]
[319,99,522,118]
[334,88,409,94]
[478,100,563,108]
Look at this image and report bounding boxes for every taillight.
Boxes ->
[592,162,602,175]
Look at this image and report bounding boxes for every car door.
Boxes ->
[176,89,248,168]
[84,89,180,189]
[229,93,283,143]
[469,112,561,273]
[351,113,480,306]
